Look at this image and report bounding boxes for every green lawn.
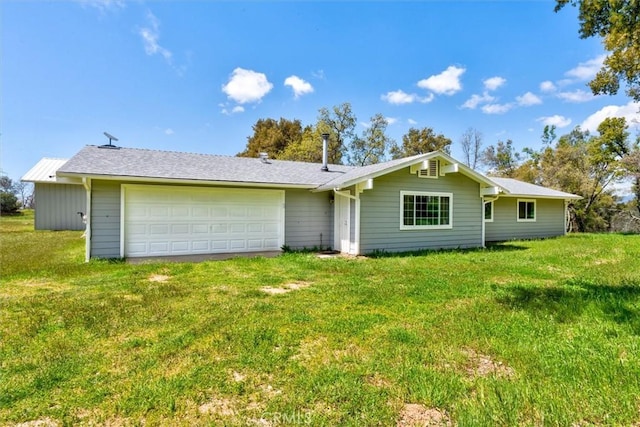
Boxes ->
[2,210,640,426]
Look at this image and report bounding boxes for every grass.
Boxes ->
[2,210,640,426]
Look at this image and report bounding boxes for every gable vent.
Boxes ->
[418,160,439,178]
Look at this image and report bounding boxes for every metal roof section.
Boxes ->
[490,177,582,200]
[57,145,355,188]
[21,158,70,183]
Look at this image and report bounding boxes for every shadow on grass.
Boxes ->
[366,243,529,259]
[496,278,640,333]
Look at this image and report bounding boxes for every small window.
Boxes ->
[400,191,452,230]
[418,160,439,179]
[517,199,536,222]
[484,201,493,222]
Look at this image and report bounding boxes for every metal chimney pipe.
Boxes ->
[321,133,330,172]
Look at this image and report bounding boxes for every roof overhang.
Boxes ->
[495,193,582,200]
[55,171,317,190]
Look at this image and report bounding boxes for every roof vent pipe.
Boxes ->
[259,152,270,163]
[321,133,330,172]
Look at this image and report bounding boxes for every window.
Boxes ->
[517,199,536,222]
[401,191,452,229]
[484,201,493,222]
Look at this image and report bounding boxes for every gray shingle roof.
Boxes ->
[490,177,581,199]
[57,145,355,187]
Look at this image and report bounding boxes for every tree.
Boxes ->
[555,0,640,101]
[390,127,451,160]
[348,114,393,166]
[459,127,483,169]
[237,118,304,159]
[317,102,357,164]
[0,175,20,214]
[278,125,325,163]
[481,139,521,177]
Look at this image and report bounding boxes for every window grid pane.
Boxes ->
[403,195,414,226]
[403,193,451,227]
[484,202,492,220]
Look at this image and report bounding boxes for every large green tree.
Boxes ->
[236,118,304,159]
[481,139,522,177]
[348,114,393,166]
[390,127,451,159]
[555,0,640,101]
[317,102,357,165]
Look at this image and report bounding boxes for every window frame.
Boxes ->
[400,191,453,230]
[484,201,494,222]
[517,199,536,222]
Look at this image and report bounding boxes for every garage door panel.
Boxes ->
[124,185,284,257]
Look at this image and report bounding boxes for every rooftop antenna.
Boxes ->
[100,132,120,149]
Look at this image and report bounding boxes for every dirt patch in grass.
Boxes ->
[13,419,60,427]
[397,404,451,426]
[148,274,171,282]
[198,397,237,417]
[260,282,310,295]
[365,372,392,388]
[462,348,515,379]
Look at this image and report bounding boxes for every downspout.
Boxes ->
[82,177,92,262]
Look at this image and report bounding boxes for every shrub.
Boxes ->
[0,192,20,214]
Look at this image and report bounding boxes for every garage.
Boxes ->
[122,184,284,257]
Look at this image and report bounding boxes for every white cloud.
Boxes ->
[381,90,433,105]
[540,80,557,93]
[222,68,273,104]
[312,69,325,80]
[284,75,314,99]
[565,55,606,80]
[164,128,174,135]
[417,65,466,95]
[557,89,596,103]
[386,117,398,125]
[139,10,172,63]
[76,0,124,11]
[516,91,542,106]
[232,106,245,113]
[482,103,513,114]
[462,92,495,109]
[483,76,506,91]
[581,101,640,132]
[407,118,418,125]
[536,115,572,128]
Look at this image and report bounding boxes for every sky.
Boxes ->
[2,0,639,195]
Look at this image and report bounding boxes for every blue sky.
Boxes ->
[2,0,639,189]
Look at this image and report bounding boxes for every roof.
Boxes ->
[490,177,581,200]
[57,145,355,188]
[21,158,70,183]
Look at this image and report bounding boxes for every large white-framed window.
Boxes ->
[517,199,536,222]
[484,201,494,222]
[400,191,453,230]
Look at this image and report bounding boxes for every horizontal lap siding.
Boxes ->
[359,168,482,253]
[284,190,333,250]
[486,198,565,241]
[91,180,121,258]
[34,183,86,231]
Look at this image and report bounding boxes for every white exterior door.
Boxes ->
[122,185,284,257]
[334,192,351,253]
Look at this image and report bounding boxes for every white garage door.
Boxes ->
[122,184,284,257]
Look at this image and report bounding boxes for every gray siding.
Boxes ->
[34,183,86,231]
[91,180,121,258]
[359,168,483,253]
[284,189,333,250]
[485,197,565,242]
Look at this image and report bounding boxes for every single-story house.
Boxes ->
[21,157,87,231]
[50,144,579,261]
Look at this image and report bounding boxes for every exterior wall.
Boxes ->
[284,189,333,250]
[34,183,86,231]
[485,197,565,242]
[91,180,122,258]
[359,168,483,253]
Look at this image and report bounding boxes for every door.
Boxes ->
[123,185,284,257]
[334,192,351,253]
